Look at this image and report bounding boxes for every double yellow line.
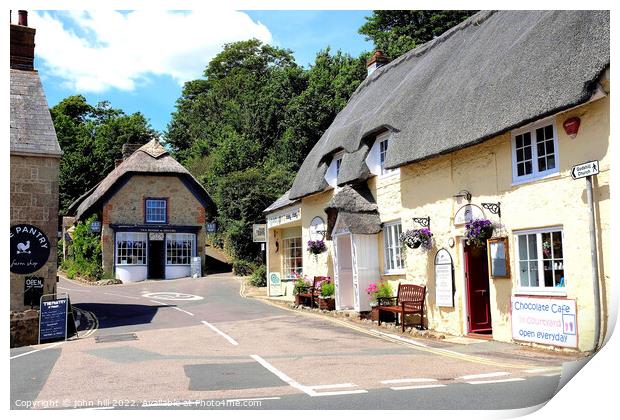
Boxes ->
[74,307,99,338]
[242,285,550,370]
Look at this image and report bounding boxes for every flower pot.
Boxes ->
[319,297,335,311]
[294,294,302,305]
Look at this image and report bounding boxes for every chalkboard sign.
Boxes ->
[488,237,510,278]
[39,296,68,344]
[24,276,44,308]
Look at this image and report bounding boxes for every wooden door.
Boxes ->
[464,244,492,333]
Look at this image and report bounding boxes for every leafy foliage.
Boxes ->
[51,95,157,213]
[320,281,335,298]
[250,265,267,287]
[359,10,477,59]
[61,215,103,281]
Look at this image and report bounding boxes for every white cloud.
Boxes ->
[29,10,273,93]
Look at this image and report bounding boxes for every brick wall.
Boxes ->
[102,175,207,274]
[10,155,60,311]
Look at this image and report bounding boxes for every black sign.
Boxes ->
[24,276,44,308]
[39,297,68,344]
[10,224,51,274]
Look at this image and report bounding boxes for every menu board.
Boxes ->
[434,249,454,307]
[39,297,68,344]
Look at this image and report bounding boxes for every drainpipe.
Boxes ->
[586,175,601,351]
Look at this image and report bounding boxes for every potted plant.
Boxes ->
[366,281,396,322]
[400,228,433,250]
[318,280,335,310]
[292,272,311,305]
[465,218,495,248]
[307,239,327,257]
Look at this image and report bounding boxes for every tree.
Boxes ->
[359,10,477,59]
[51,95,157,213]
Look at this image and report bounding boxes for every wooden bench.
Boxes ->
[297,276,330,308]
[377,284,426,332]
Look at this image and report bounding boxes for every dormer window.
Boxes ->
[324,151,345,189]
[366,131,398,177]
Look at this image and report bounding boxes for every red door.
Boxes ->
[464,244,492,333]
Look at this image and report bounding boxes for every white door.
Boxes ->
[333,233,355,310]
[351,234,380,312]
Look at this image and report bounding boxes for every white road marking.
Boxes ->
[142,292,203,301]
[309,383,358,390]
[466,378,526,385]
[371,330,429,347]
[542,373,561,377]
[149,300,194,316]
[10,341,64,360]
[459,371,510,380]
[524,367,561,373]
[251,355,368,397]
[381,378,438,384]
[391,384,446,391]
[58,286,90,292]
[202,321,239,345]
[104,292,141,300]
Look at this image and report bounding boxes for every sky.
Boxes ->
[29,10,373,133]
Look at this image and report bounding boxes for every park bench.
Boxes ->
[297,276,330,308]
[377,284,426,332]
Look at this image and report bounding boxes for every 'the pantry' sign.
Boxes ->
[511,296,577,348]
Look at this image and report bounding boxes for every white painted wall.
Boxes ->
[165,265,191,279]
[116,266,147,283]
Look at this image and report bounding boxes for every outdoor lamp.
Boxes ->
[563,117,581,138]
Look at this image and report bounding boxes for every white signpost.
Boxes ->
[511,296,578,348]
[571,160,599,179]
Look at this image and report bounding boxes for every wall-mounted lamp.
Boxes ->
[481,202,501,219]
[413,217,430,230]
[563,117,581,139]
[453,190,472,202]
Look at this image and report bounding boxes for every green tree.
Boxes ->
[359,10,477,59]
[51,95,157,213]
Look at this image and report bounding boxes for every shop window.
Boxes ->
[511,120,559,184]
[116,232,147,265]
[166,233,195,265]
[515,227,565,292]
[383,221,404,274]
[283,237,303,279]
[145,198,167,223]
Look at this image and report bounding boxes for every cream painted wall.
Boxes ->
[300,191,335,281]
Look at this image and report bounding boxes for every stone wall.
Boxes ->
[10,154,60,311]
[10,310,40,347]
[101,174,208,274]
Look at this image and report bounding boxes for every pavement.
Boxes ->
[9,273,586,410]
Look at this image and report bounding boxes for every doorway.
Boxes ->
[148,239,165,279]
[334,234,354,309]
[464,243,492,334]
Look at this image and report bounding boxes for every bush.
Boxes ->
[320,281,335,297]
[250,265,267,287]
[232,259,255,276]
[62,215,103,281]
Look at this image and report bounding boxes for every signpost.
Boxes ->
[571,160,599,179]
[434,248,454,307]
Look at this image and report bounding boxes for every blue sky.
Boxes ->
[33,10,373,134]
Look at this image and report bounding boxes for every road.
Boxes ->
[10,273,579,410]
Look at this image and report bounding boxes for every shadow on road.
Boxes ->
[74,302,167,331]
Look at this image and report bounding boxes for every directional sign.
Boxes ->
[571,160,599,180]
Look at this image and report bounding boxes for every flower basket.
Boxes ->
[465,219,495,248]
[400,228,433,251]
[307,240,327,255]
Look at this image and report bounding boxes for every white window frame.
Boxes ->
[324,151,345,188]
[115,232,147,266]
[165,233,196,266]
[145,198,167,223]
[282,236,303,279]
[366,131,399,178]
[514,227,566,296]
[383,220,404,275]
[511,118,560,185]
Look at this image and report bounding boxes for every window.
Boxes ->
[515,228,565,292]
[383,221,404,273]
[166,233,195,265]
[283,237,303,279]
[366,131,398,177]
[512,121,558,183]
[145,198,167,223]
[335,156,343,176]
[379,137,394,175]
[324,151,344,188]
[116,232,147,265]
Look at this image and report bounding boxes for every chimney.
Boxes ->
[367,50,389,76]
[10,10,36,71]
[121,143,144,160]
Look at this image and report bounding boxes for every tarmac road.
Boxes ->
[10,273,582,411]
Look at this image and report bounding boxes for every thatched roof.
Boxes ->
[289,10,610,200]
[263,189,299,214]
[69,139,215,220]
[10,69,62,157]
[325,185,381,236]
